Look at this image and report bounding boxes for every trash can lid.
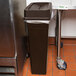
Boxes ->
[24,2,52,20]
[24,20,50,24]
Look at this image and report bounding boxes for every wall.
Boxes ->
[13,0,26,36]
[13,0,76,38]
[13,0,26,17]
[49,10,76,38]
[26,0,76,38]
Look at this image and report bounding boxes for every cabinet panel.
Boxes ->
[0,0,15,57]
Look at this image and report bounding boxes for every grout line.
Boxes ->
[65,70,66,76]
[63,45,65,58]
[72,44,76,61]
[72,44,76,71]
[63,45,66,76]
[63,56,75,57]
[71,70,76,71]
[64,44,76,45]
[62,45,64,57]
[52,45,54,76]
[72,44,76,58]
[72,44,76,67]
[49,44,76,46]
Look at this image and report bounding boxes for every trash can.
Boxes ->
[24,2,52,74]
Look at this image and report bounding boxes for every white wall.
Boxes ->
[26,0,51,6]
[49,10,76,38]
[13,0,26,17]
[26,0,76,38]
[13,0,26,36]
[61,11,76,38]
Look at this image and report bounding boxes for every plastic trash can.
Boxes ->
[24,2,52,74]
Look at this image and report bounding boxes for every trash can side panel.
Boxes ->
[25,11,50,18]
[27,23,48,74]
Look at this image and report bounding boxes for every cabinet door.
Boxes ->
[0,0,15,57]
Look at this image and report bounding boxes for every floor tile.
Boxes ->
[63,47,74,56]
[23,58,30,76]
[69,63,76,70]
[65,62,71,71]
[47,62,52,70]
[63,45,74,51]
[39,69,52,76]
[23,40,76,76]
[48,46,52,56]
[53,50,57,56]
[27,69,31,76]
[60,48,64,57]
[52,45,57,51]
[46,69,52,76]
[62,39,71,44]
[47,56,52,63]
[39,75,46,76]
[64,51,74,57]
[66,70,76,76]
[53,69,65,76]
[48,46,52,50]
[48,49,52,56]
[74,51,76,56]
[64,56,76,63]
[73,45,76,51]
[62,39,76,44]
[28,62,31,70]
[52,56,57,63]
[65,62,76,71]
[73,46,76,55]
[27,68,39,76]
[53,62,58,70]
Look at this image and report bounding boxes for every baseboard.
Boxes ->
[48,37,76,44]
[48,37,55,44]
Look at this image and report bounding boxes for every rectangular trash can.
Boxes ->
[24,2,52,74]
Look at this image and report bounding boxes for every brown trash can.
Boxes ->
[24,2,52,74]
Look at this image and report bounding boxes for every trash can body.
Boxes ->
[27,22,48,74]
[24,2,52,74]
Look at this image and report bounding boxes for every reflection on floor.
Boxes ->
[23,39,76,76]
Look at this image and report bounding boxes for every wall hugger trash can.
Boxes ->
[24,2,52,74]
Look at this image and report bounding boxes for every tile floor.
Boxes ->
[23,39,76,76]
